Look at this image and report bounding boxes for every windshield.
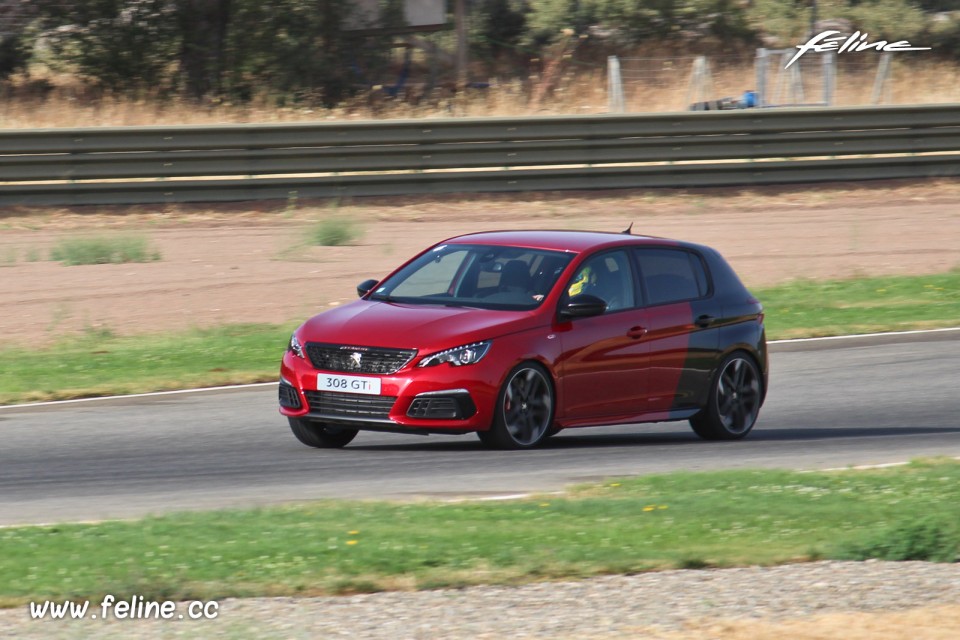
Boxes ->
[369,243,575,310]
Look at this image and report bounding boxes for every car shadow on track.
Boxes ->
[346,425,960,452]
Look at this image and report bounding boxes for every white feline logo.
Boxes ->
[787,30,930,68]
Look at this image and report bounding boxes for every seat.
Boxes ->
[499,260,532,293]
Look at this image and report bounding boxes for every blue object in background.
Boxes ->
[741,90,757,108]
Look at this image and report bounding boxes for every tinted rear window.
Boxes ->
[634,248,709,305]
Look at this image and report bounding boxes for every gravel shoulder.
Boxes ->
[4,561,959,639]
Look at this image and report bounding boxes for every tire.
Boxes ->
[475,429,497,447]
[690,351,762,441]
[479,362,555,450]
[288,417,359,449]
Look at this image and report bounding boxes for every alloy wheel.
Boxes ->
[502,366,553,447]
[715,357,761,435]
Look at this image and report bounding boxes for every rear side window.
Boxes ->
[634,248,709,305]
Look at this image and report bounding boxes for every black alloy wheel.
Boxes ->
[479,363,555,449]
[690,352,762,440]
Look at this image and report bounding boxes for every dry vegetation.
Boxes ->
[2,58,958,129]
[657,605,960,640]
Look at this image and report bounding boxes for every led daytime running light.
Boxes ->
[418,341,491,367]
[288,333,304,358]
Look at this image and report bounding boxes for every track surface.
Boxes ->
[2,333,958,526]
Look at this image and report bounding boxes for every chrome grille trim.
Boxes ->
[304,343,417,375]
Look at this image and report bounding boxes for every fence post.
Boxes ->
[685,56,714,110]
[871,53,892,105]
[607,56,625,113]
[823,51,835,106]
[755,48,768,108]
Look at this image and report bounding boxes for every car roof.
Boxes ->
[443,230,693,253]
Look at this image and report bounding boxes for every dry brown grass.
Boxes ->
[2,177,960,232]
[649,605,960,640]
[2,58,958,129]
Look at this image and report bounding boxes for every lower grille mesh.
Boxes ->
[303,390,396,420]
[278,382,302,409]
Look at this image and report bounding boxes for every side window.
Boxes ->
[634,249,708,305]
[565,251,635,312]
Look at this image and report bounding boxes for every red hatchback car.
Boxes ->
[279,230,767,449]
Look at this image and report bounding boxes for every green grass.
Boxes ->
[0,324,290,404]
[1,460,958,606]
[50,234,162,265]
[756,269,960,339]
[1,270,958,405]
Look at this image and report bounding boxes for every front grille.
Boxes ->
[278,382,301,409]
[303,390,396,420]
[305,343,417,375]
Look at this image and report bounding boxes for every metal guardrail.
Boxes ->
[1,104,959,206]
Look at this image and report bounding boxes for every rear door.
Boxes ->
[633,248,719,413]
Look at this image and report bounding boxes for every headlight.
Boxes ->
[418,341,491,368]
[288,333,304,358]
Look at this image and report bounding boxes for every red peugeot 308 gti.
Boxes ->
[279,230,767,449]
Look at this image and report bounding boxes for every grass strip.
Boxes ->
[1,460,958,606]
[755,269,960,339]
[0,324,291,405]
[1,270,958,405]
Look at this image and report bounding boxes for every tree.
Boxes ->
[36,0,180,93]
[0,0,37,81]
[176,0,231,99]
[479,0,528,55]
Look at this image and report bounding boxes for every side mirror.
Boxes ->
[558,294,607,320]
[357,279,379,298]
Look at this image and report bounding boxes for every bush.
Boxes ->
[835,516,959,562]
[309,217,360,247]
[50,234,162,266]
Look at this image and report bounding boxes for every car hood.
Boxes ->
[299,300,544,351]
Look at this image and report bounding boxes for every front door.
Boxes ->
[555,250,648,422]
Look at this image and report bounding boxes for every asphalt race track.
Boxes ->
[2,332,958,526]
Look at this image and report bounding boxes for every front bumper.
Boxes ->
[278,351,499,433]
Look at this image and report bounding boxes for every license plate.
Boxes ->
[317,373,382,395]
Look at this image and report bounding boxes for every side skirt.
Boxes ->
[556,407,700,430]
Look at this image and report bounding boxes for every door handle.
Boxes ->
[695,314,715,328]
[627,326,647,339]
